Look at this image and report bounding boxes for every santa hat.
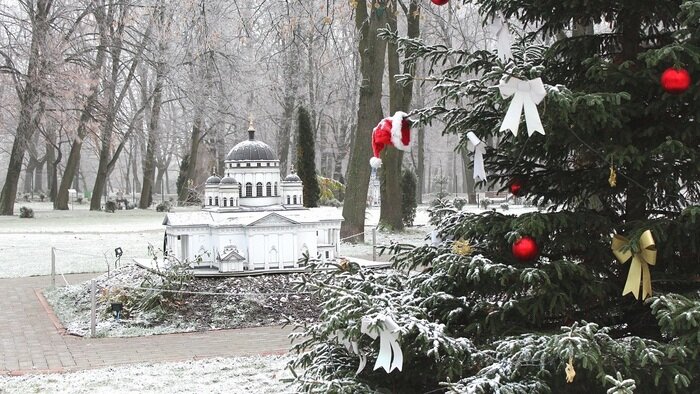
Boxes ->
[370,111,412,169]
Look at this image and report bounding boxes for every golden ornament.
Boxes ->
[338,258,350,271]
[452,240,472,256]
[565,357,576,383]
[608,165,617,187]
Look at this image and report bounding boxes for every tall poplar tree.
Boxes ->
[296,106,320,208]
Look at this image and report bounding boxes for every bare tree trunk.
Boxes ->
[34,158,45,193]
[125,146,132,194]
[46,139,57,201]
[23,157,39,194]
[277,55,298,177]
[73,167,81,192]
[379,0,420,230]
[139,39,166,209]
[462,150,476,203]
[178,113,202,203]
[90,65,120,210]
[340,0,388,241]
[55,5,108,210]
[132,141,141,190]
[177,6,216,203]
[90,2,150,210]
[0,0,52,215]
[154,165,165,194]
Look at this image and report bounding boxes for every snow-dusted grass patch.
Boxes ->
[45,264,320,337]
[0,202,198,278]
[0,355,294,394]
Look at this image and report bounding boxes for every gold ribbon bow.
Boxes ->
[611,230,656,300]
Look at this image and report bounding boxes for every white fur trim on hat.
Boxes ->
[370,157,383,168]
[390,111,410,151]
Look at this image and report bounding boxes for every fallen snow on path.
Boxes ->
[0,355,294,394]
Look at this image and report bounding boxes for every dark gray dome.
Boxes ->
[206,175,221,184]
[225,127,277,161]
[220,176,237,184]
[284,173,301,182]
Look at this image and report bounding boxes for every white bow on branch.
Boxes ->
[498,77,547,136]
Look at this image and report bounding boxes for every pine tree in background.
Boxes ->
[296,106,320,207]
[290,1,700,392]
[401,170,417,227]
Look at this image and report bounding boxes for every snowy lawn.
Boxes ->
[0,202,197,278]
[0,355,294,394]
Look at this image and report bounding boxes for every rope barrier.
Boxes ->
[339,229,372,242]
[108,284,313,297]
[54,248,106,259]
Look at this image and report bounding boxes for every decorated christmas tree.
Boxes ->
[289,0,700,392]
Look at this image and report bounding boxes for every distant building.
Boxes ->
[162,122,343,273]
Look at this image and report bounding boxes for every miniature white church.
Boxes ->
[162,122,343,273]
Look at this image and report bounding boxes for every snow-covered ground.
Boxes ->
[0,355,294,393]
[0,202,192,278]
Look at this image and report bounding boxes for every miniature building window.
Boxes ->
[293,195,297,205]
[266,182,272,196]
[215,196,219,206]
[247,163,251,167]
[237,163,241,167]
[286,195,290,205]
[274,182,278,196]
[245,183,252,196]
[239,188,242,198]
[257,163,261,167]
[256,182,263,196]
[223,199,227,207]
[267,163,270,167]
[325,251,330,259]
[208,197,212,206]
[230,197,234,206]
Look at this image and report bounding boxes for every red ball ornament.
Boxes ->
[509,179,524,196]
[431,0,449,5]
[512,236,539,262]
[660,67,691,94]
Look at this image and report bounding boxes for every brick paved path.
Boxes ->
[0,274,294,375]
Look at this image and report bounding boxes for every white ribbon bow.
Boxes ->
[498,77,547,136]
[336,330,368,375]
[491,13,512,61]
[467,132,487,181]
[361,314,403,373]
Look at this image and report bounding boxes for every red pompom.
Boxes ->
[509,179,524,196]
[512,236,539,262]
[431,0,449,5]
[660,67,691,94]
